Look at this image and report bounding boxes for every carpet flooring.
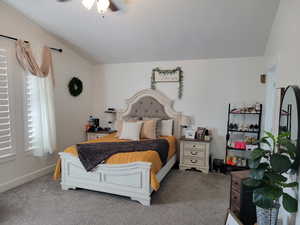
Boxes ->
[0,170,230,225]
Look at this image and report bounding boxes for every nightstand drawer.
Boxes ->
[184,141,206,150]
[182,156,205,167]
[183,148,206,158]
[87,133,108,141]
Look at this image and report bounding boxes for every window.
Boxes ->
[0,49,15,160]
[24,72,37,152]
[24,72,56,156]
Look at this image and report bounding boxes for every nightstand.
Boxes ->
[86,130,115,141]
[179,138,211,173]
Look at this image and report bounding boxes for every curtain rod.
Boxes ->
[0,34,63,53]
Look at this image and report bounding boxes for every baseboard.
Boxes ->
[0,164,55,193]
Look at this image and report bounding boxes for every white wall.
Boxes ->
[92,57,265,160]
[0,2,94,192]
[264,0,300,223]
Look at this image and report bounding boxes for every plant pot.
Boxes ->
[256,203,280,225]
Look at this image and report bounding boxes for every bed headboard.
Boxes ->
[117,89,182,140]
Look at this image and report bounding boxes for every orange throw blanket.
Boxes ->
[53,133,176,191]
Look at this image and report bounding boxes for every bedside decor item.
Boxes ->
[195,127,207,140]
[184,127,196,139]
[243,132,299,225]
[181,115,192,128]
[181,115,192,137]
[68,77,83,97]
[104,108,117,130]
[151,67,184,99]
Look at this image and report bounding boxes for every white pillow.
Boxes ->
[160,119,173,136]
[119,121,143,141]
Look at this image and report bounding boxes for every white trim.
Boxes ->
[0,164,55,193]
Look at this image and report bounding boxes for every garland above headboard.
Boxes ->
[151,67,184,99]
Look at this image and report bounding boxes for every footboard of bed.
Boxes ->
[59,152,152,206]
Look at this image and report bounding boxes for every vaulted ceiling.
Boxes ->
[4,0,279,64]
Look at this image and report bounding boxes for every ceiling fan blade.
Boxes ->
[109,0,120,12]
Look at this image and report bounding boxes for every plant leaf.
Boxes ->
[253,188,274,209]
[257,137,272,148]
[265,131,276,143]
[290,153,300,171]
[265,172,287,183]
[282,193,298,213]
[270,154,291,173]
[278,140,297,158]
[250,168,265,180]
[248,159,260,169]
[278,132,291,139]
[251,149,269,160]
[243,178,262,187]
[281,182,298,188]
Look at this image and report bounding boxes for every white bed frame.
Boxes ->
[59,89,182,206]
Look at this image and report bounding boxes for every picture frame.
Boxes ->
[224,210,243,225]
[195,127,207,140]
[184,127,196,139]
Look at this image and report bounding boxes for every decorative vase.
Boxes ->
[256,203,280,225]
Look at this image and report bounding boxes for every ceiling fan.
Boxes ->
[57,0,120,13]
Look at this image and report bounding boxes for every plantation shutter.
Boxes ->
[24,72,36,152]
[0,49,15,159]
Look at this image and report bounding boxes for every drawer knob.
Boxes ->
[193,145,196,148]
[190,159,198,163]
[191,151,198,155]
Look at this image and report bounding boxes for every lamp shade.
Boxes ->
[181,115,192,127]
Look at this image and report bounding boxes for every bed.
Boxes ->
[56,89,182,206]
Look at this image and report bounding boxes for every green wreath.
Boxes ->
[68,77,83,97]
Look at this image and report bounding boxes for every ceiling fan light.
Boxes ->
[82,0,95,10]
[97,0,110,13]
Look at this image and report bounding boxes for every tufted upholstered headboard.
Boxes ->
[117,89,182,140]
[124,96,170,120]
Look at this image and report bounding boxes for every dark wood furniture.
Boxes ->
[230,170,256,225]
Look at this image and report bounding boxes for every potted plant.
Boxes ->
[244,131,299,225]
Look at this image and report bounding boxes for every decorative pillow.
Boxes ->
[115,117,139,137]
[143,117,161,136]
[141,120,157,139]
[119,121,143,141]
[160,119,173,136]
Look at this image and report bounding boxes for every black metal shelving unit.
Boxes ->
[225,103,262,171]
